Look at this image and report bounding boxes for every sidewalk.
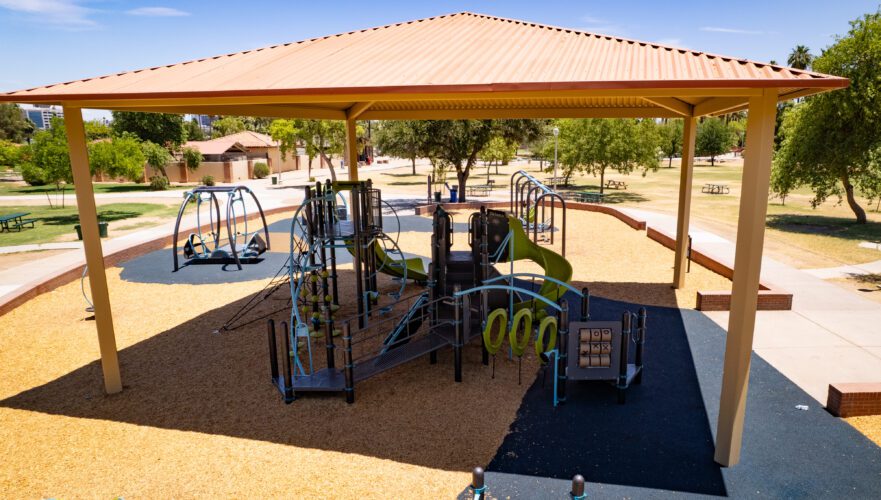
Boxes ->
[620,206,881,404]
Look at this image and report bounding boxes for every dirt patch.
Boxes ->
[847,415,881,447]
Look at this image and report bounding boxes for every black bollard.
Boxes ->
[471,467,486,499]
[571,474,586,499]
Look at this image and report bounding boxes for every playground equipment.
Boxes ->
[543,308,647,405]
[263,183,643,406]
[172,185,269,271]
[510,170,567,256]
[267,191,588,403]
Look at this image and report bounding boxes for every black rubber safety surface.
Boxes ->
[467,293,881,498]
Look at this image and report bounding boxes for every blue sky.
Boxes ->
[1,1,878,119]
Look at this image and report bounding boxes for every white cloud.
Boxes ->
[127,6,190,17]
[576,15,628,37]
[0,0,96,27]
[700,26,763,35]
[654,37,684,48]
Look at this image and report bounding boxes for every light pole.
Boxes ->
[552,126,560,189]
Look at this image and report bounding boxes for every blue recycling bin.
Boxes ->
[450,186,458,203]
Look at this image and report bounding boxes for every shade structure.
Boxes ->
[1,12,846,117]
[1,11,847,470]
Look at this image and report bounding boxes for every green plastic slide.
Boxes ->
[372,241,428,282]
[503,214,573,314]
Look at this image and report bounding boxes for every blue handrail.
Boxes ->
[453,285,563,311]
[483,273,583,296]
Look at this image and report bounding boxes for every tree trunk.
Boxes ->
[668,156,673,168]
[411,157,416,175]
[710,155,715,167]
[843,175,867,223]
[320,151,338,183]
[308,156,313,178]
[599,167,606,194]
[457,170,467,203]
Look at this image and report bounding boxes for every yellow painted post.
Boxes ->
[673,116,697,288]
[63,106,123,394]
[345,118,358,182]
[714,89,777,467]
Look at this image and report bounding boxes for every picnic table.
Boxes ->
[0,212,36,232]
[565,191,605,204]
[604,179,628,190]
[545,176,568,186]
[467,179,496,197]
[702,183,730,195]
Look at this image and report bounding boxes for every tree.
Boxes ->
[141,141,173,180]
[659,120,683,167]
[88,134,146,182]
[111,111,186,147]
[20,117,72,204]
[0,140,23,169]
[84,120,111,141]
[211,116,246,138]
[269,119,364,182]
[788,45,813,70]
[772,12,881,223]
[0,103,34,143]
[185,118,205,141]
[546,118,659,193]
[269,118,308,174]
[420,120,545,202]
[181,146,202,172]
[728,119,747,149]
[479,136,518,176]
[373,120,427,174]
[696,118,733,166]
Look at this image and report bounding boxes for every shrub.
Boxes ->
[308,176,316,182]
[201,175,215,186]
[21,162,47,186]
[182,146,202,171]
[149,175,169,191]
[253,162,270,179]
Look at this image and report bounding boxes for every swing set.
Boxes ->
[172,185,270,271]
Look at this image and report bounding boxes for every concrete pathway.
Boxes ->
[804,258,881,279]
[0,242,82,254]
[619,206,881,404]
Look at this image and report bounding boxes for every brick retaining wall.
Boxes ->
[827,383,881,417]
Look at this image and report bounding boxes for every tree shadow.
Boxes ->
[37,209,145,226]
[766,213,881,242]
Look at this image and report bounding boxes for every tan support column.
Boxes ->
[63,106,122,394]
[345,118,358,182]
[714,89,777,466]
[673,116,697,288]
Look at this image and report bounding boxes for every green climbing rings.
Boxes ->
[535,316,558,363]
[483,308,508,355]
[509,308,533,357]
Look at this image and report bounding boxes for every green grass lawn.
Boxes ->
[372,157,881,268]
[0,203,178,246]
[0,182,189,197]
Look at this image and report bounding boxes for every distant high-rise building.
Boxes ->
[20,104,64,130]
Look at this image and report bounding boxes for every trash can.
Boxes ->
[434,191,442,203]
[75,221,108,240]
[449,186,458,203]
[271,176,278,185]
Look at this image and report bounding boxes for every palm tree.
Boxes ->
[787,45,813,70]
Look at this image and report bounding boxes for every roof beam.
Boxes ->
[39,88,767,110]
[642,97,693,117]
[94,103,345,120]
[360,107,681,120]
[693,97,747,117]
[346,101,374,120]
